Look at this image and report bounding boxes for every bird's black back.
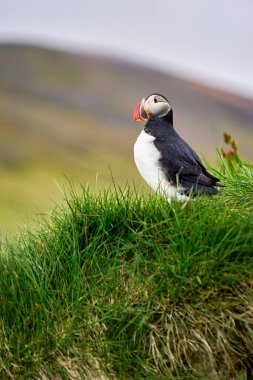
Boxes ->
[144,113,222,196]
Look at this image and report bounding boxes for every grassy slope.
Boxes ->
[0,158,253,379]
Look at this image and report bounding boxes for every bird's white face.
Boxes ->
[133,94,172,121]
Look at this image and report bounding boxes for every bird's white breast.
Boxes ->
[134,130,185,201]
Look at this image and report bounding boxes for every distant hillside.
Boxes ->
[0,43,253,232]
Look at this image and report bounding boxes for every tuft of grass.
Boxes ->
[0,158,253,379]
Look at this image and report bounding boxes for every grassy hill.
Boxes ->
[0,155,253,379]
[1,43,253,379]
[0,44,253,232]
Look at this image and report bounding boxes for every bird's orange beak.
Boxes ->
[133,101,147,122]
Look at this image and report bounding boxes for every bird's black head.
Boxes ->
[133,94,172,122]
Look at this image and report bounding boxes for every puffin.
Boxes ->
[133,94,223,202]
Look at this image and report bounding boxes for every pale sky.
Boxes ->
[1,0,253,99]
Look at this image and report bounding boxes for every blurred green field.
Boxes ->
[0,92,139,232]
[0,44,253,233]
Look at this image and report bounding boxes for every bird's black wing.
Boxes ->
[154,135,221,196]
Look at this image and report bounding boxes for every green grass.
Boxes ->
[0,158,253,379]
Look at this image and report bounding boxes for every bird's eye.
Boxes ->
[154,97,158,103]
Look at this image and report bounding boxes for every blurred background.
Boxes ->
[0,0,253,233]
